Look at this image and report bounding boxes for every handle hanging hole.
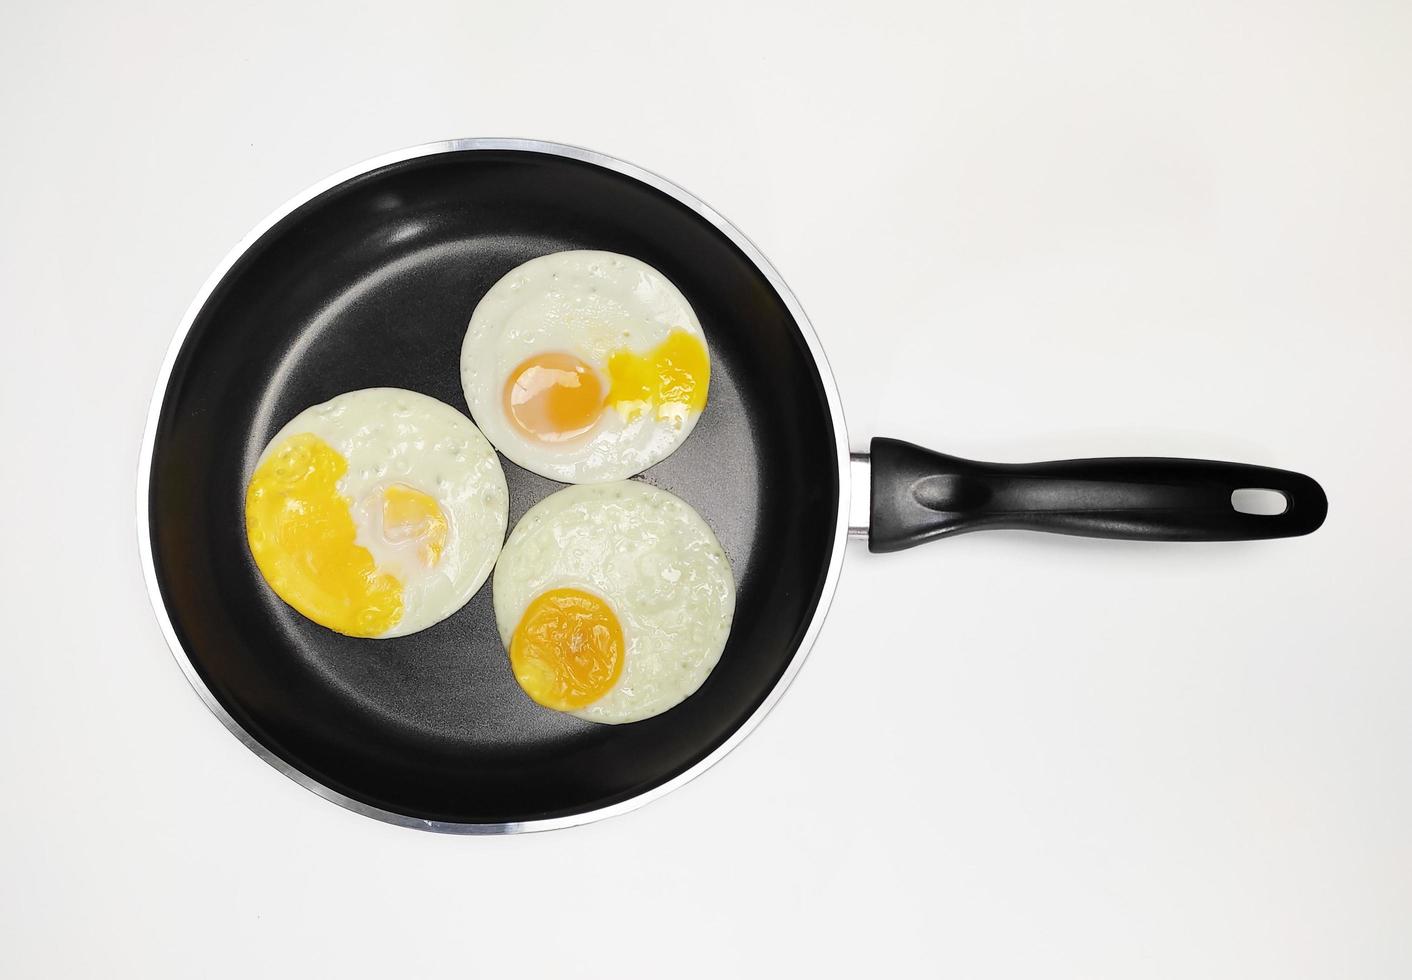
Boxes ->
[1231,488,1288,516]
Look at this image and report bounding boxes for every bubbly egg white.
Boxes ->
[253,388,508,637]
[461,250,708,483]
[493,481,736,724]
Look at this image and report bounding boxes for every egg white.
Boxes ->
[461,250,708,483]
[492,481,735,724]
[252,388,508,637]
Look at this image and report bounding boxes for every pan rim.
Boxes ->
[136,138,851,834]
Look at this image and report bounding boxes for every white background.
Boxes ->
[2,1,1409,977]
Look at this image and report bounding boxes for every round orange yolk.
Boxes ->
[503,352,604,443]
[509,588,624,711]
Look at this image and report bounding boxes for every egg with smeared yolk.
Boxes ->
[461,250,711,484]
[493,481,736,725]
[509,587,625,711]
[244,389,508,638]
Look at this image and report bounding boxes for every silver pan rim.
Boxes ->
[136,138,851,834]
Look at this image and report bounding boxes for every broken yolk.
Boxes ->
[245,433,403,637]
[509,588,624,711]
[607,329,710,426]
[502,331,709,443]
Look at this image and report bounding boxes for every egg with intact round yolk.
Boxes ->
[244,388,508,638]
[503,352,605,444]
[462,250,711,483]
[493,481,736,725]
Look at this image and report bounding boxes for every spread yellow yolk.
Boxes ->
[245,433,403,637]
[509,588,624,711]
[607,329,709,426]
[381,484,448,567]
[504,352,605,443]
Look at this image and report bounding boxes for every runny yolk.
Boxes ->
[502,331,710,443]
[509,588,624,711]
[381,483,448,567]
[245,433,403,637]
[606,329,710,427]
[503,352,604,443]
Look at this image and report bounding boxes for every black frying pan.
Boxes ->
[139,140,1327,833]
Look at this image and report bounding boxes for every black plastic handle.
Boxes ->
[868,437,1327,553]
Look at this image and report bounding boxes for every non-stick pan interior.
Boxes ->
[148,149,840,825]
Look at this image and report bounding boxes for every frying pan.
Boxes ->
[139,139,1327,833]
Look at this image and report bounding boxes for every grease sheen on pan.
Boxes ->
[493,481,735,724]
[244,389,508,638]
[461,250,710,483]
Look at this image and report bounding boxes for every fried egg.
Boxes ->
[461,250,711,483]
[245,388,508,638]
[493,481,735,724]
